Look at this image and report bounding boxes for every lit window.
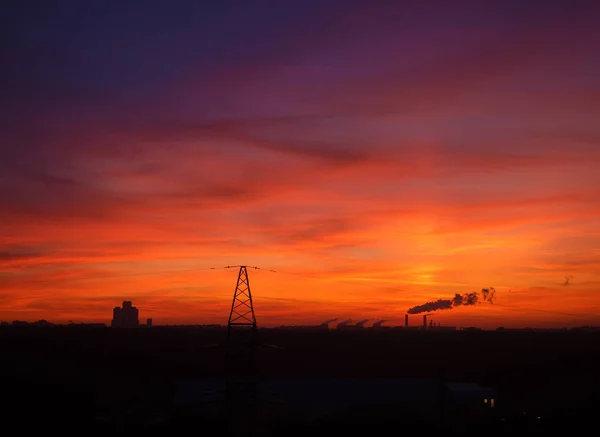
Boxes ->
[490,399,495,408]
[484,399,488,403]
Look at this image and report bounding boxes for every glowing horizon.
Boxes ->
[2,1,600,328]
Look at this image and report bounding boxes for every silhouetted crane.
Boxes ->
[355,319,370,328]
[317,318,338,328]
[336,319,352,329]
[372,319,387,328]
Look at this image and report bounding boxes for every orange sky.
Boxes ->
[1,1,600,328]
[2,157,599,328]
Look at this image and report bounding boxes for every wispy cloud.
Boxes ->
[1,1,599,326]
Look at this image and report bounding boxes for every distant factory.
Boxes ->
[405,314,457,331]
[336,319,386,329]
[272,316,459,331]
[273,318,391,330]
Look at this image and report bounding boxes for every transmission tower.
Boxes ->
[198,265,279,435]
[227,265,258,340]
[224,265,260,436]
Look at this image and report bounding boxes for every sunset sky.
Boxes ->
[2,0,600,328]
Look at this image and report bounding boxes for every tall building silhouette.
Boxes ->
[111,301,139,328]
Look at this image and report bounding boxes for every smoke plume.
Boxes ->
[407,287,496,315]
[481,287,496,303]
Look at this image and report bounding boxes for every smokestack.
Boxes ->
[405,314,409,327]
[423,314,427,329]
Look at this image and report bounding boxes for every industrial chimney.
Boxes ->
[422,313,433,329]
[405,314,409,327]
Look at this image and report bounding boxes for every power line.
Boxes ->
[225,265,277,272]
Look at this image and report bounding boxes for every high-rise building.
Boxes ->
[111,301,139,328]
[112,307,122,327]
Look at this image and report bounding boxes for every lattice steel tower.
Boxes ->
[224,265,259,436]
[227,265,258,340]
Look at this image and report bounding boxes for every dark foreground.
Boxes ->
[1,326,599,435]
